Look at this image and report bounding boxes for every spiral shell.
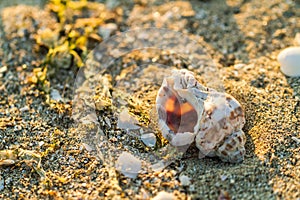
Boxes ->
[156,69,246,163]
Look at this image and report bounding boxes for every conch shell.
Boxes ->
[156,69,246,163]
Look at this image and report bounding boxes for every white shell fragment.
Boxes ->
[141,133,156,147]
[115,152,142,179]
[277,47,300,77]
[117,109,140,130]
[156,69,246,163]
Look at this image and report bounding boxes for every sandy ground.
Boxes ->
[0,0,299,199]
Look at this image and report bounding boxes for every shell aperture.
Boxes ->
[160,86,198,134]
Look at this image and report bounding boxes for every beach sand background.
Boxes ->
[0,0,299,199]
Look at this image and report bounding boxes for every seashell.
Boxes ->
[277,47,300,77]
[156,69,246,163]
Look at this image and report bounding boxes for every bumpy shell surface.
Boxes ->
[156,69,246,163]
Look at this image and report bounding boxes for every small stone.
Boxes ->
[38,141,44,147]
[50,89,63,101]
[0,178,4,191]
[104,117,111,128]
[19,106,29,112]
[141,133,156,147]
[0,66,7,73]
[179,174,191,186]
[153,191,175,200]
[220,174,228,181]
[98,23,117,40]
[277,47,300,77]
[115,152,142,179]
[5,177,11,185]
[14,125,22,131]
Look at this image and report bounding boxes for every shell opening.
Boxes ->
[160,86,198,134]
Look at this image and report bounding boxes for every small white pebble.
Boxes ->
[179,175,191,186]
[38,141,44,147]
[14,125,22,131]
[0,66,7,73]
[153,191,175,200]
[19,106,29,112]
[220,174,227,181]
[277,47,300,77]
[104,117,111,128]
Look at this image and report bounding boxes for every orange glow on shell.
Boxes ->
[164,92,196,133]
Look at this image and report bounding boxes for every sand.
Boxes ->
[0,0,299,199]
